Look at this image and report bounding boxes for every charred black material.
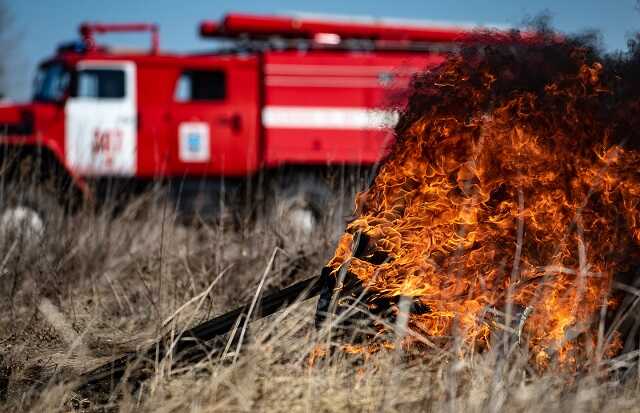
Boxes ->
[78,236,430,397]
[77,272,329,395]
[314,264,430,337]
[350,231,392,265]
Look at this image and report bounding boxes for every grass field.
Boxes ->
[0,188,638,413]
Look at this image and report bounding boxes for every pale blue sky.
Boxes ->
[5,0,639,101]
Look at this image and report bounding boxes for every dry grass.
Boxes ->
[1,187,640,412]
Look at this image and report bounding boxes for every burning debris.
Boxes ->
[325,33,640,370]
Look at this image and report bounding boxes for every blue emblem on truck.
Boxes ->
[187,132,201,153]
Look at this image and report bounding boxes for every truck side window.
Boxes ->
[75,69,126,99]
[175,70,226,102]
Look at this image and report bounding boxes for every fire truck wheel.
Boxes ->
[269,175,339,245]
[0,185,63,246]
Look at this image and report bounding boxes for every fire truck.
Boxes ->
[0,13,520,237]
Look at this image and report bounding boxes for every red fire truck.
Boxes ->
[0,13,521,236]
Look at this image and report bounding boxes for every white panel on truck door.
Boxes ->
[65,61,137,176]
[178,122,211,162]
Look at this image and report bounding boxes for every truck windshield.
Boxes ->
[33,63,70,103]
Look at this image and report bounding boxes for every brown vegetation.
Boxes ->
[0,188,637,412]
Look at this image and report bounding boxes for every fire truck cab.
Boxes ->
[0,13,515,236]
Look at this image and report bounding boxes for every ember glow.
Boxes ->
[327,38,640,369]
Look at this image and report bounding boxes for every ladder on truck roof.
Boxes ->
[199,12,540,51]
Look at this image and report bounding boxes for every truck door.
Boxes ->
[168,56,259,176]
[65,61,137,176]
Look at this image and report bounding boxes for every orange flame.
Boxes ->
[327,45,638,369]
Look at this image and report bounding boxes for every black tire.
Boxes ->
[0,183,65,247]
[267,174,348,247]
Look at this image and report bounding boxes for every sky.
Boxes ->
[4,0,639,101]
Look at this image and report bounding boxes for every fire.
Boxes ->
[326,39,640,369]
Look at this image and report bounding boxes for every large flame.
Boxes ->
[327,40,640,369]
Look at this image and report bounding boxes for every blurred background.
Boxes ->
[2,0,639,101]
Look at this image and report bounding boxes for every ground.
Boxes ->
[1,189,640,412]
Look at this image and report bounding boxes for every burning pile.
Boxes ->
[326,34,640,369]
